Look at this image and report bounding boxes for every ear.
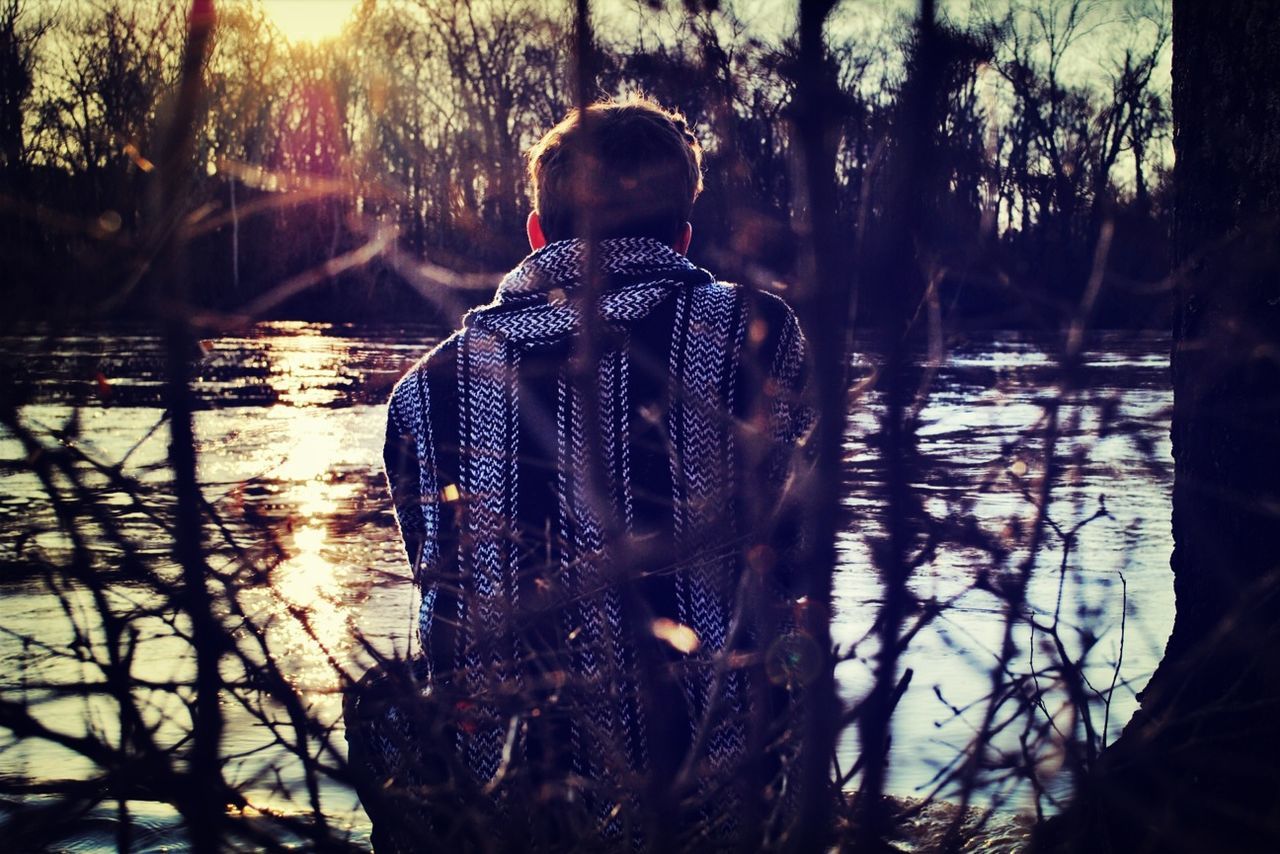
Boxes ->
[527,211,548,251]
[673,222,692,256]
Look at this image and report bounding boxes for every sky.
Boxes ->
[27,0,1172,188]
[133,0,1172,102]
[256,0,360,43]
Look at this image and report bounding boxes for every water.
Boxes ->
[0,322,1173,847]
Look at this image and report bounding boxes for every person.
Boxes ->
[346,94,814,852]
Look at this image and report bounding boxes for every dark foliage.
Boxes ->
[0,0,1172,330]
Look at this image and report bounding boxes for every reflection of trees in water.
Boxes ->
[0,322,426,411]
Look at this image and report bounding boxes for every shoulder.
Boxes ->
[704,281,804,355]
[747,287,802,336]
[387,331,465,424]
[696,278,799,325]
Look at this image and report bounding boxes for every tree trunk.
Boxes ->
[1041,3,1280,851]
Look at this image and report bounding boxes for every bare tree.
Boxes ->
[1042,1,1280,850]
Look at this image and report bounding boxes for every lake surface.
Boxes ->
[0,322,1173,849]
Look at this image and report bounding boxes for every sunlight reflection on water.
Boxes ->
[0,323,1174,838]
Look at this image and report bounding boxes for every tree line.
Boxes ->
[0,0,1171,328]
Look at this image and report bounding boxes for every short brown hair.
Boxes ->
[526,95,704,244]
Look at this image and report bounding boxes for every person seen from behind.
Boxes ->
[345,93,816,852]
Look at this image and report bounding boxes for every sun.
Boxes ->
[260,0,359,44]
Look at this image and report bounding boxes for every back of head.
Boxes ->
[527,95,704,244]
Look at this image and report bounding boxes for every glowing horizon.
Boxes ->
[259,0,358,44]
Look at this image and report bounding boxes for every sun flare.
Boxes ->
[260,0,358,44]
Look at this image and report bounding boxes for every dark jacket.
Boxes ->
[379,237,813,849]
